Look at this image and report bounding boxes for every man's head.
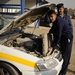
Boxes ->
[47,10,57,23]
[57,3,64,15]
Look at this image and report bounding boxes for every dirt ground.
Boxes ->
[66,19,75,75]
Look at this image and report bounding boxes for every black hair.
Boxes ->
[64,8,68,15]
[47,10,56,16]
[44,10,56,24]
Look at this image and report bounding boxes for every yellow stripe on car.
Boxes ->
[0,52,38,69]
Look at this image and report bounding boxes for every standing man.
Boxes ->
[47,10,73,75]
[56,3,73,75]
[57,3,73,28]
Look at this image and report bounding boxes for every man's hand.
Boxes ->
[48,47,53,51]
[46,47,53,56]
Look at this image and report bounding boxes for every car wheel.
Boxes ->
[0,62,19,75]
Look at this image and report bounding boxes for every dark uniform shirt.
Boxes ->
[49,16,73,48]
[63,14,71,24]
[58,14,73,31]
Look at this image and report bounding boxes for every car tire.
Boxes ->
[0,62,19,75]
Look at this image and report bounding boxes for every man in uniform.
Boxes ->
[47,10,73,75]
[57,3,72,28]
[56,3,73,75]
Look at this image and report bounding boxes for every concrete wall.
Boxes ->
[25,0,36,8]
[0,0,20,4]
[0,0,36,12]
[0,0,36,8]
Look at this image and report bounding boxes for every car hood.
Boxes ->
[0,4,51,34]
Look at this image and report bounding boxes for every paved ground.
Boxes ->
[66,19,75,75]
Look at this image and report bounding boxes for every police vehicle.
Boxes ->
[0,4,63,75]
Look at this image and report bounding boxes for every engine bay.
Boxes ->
[0,26,60,58]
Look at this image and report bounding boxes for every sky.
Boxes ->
[46,0,75,9]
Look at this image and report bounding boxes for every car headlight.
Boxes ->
[36,58,58,71]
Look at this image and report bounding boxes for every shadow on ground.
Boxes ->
[67,69,75,74]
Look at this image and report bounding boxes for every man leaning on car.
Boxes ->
[46,10,73,75]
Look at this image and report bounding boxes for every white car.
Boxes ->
[0,4,63,75]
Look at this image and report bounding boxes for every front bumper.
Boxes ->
[22,58,63,75]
